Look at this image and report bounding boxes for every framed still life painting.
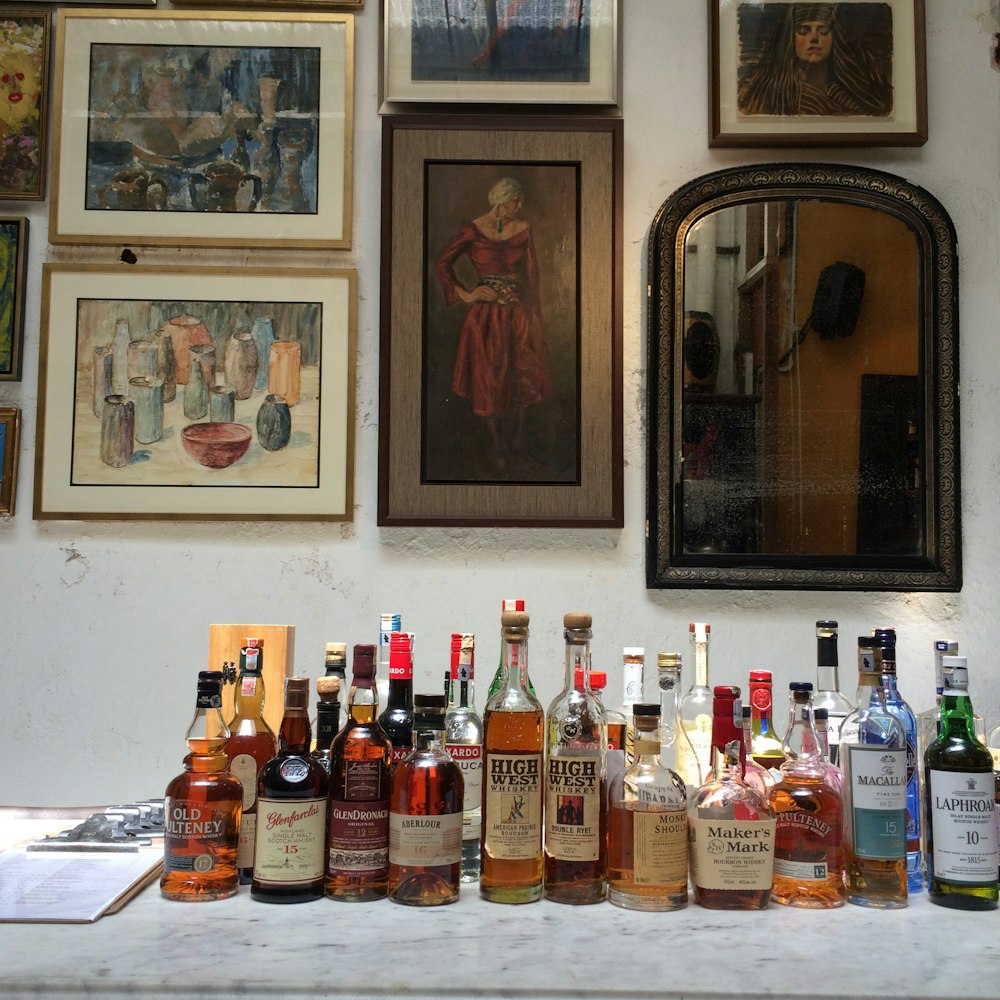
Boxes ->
[710,0,927,146]
[378,115,623,527]
[49,10,354,248]
[0,405,20,515]
[34,264,356,521]
[0,216,27,381]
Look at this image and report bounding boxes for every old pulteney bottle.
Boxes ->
[379,631,415,768]
[325,644,393,901]
[252,677,329,903]
[925,657,999,910]
[389,694,464,905]
[480,609,544,903]
[544,613,607,904]
[677,623,712,788]
[161,671,243,901]
[813,621,853,767]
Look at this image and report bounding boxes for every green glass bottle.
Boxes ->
[924,657,999,910]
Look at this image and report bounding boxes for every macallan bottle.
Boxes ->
[379,631,414,767]
[748,670,785,774]
[389,694,464,905]
[161,671,243,901]
[813,621,854,767]
[607,704,688,910]
[225,637,278,883]
[325,644,393,901]
[487,599,537,700]
[677,623,712,788]
[252,677,329,903]
[544,613,607,904]
[480,609,544,903]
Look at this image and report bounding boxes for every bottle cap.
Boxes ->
[284,676,310,711]
[196,670,224,706]
[564,613,592,629]
[501,599,525,612]
[872,628,896,650]
[941,655,967,670]
[413,693,447,729]
[352,643,376,681]
[657,651,681,668]
[632,703,661,718]
[689,622,710,635]
[749,670,771,683]
[623,646,644,656]
[326,641,347,657]
[814,707,829,720]
[589,670,607,690]
[389,631,413,653]
[789,681,814,691]
[816,620,838,634]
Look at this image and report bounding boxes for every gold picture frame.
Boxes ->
[0,406,21,515]
[0,217,28,381]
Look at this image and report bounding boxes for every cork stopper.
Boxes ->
[284,676,310,711]
[501,610,529,630]
[563,612,592,630]
[316,675,341,702]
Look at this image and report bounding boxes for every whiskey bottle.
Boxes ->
[487,599,537,700]
[379,631,414,767]
[748,670,785,774]
[313,642,346,773]
[480,609,544,903]
[445,632,484,884]
[677,622,712,788]
[769,683,846,908]
[161,671,243,901]
[544,613,607,904]
[925,657,999,910]
[225,637,278,883]
[325,643,393,901]
[813,621,854,766]
[607,704,688,910]
[839,637,908,908]
[252,677,329,903]
[389,694,464,905]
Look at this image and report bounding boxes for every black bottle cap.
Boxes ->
[413,693,446,730]
[632,702,661,718]
[788,681,814,691]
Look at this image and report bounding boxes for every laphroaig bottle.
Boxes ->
[748,670,784,774]
[607,704,688,910]
[677,622,712,788]
[379,631,415,767]
[839,637,908,909]
[480,609,544,903]
[813,621,854,767]
[925,657,999,910]
[544,613,607,904]
[487,599,536,700]
[445,632,484,883]
[252,677,329,903]
[161,671,242,901]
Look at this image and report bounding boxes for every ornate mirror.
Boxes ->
[647,164,960,591]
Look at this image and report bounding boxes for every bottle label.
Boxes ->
[677,717,711,786]
[327,799,390,874]
[623,663,644,704]
[237,812,256,869]
[773,856,828,881]
[164,801,236,846]
[344,758,386,800]
[391,746,409,764]
[239,677,259,697]
[544,753,601,862]
[229,753,259,810]
[689,817,775,891]
[483,752,542,861]
[774,806,837,881]
[633,808,688,885]
[929,769,999,883]
[253,797,326,885]
[389,810,463,867]
[846,745,907,860]
[446,743,483,840]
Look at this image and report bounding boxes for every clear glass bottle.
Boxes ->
[813,620,854,767]
[487,599,536,700]
[376,612,401,715]
[655,652,692,774]
[677,622,712,789]
[839,637,908,909]
[741,705,775,798]
[607,704,688,911]
[379,631,415,766]
[613,646,644,762]
[925,657,999,910]
[748,669,785,773]
[544,613,607,904]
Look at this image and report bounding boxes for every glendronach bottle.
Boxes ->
[480,609,544,904]
[379,631,415,767]
[389,694,464,906]
[487,599,536,700]
[161,671,242,902]
[677,622,712,789]
[748,669,784,774]
[325,644,393,901]
[607,704,688,911]
[252,677,329,903]
[925,657,999,910]
[813,621,854,767]
[313,642,346,772]
[225,637,278,883]
[544,613,607,904]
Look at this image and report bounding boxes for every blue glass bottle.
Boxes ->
[870,628,921,891]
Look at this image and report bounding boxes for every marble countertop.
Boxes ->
[0,882,997,1000]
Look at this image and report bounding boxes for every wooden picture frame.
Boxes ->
[382,0,620,107]
[710,0,927,147]
[0,217,28,381]
[173,0,362,7]
[0,406,20,515]
[0,10,50,200]
[34,264,356,522]
[49,9,354,248]
[378,115,623,527]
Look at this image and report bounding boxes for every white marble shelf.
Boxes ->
[0,883,997,1000]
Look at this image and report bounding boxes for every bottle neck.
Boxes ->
[816,634,839,692]
[348,679,378,723]
[279,709,311,754]
[566,633,592,693]
[816,663,841,693]
[749,682,773,732]
[501,635,529,694]
[413,727,447,753]
[449,674,475,709]
[658,667,682,725]
[622,655,643,706]
[386,678,413,709]
[692,639,709,688]
[940,691,979,741]
[232,671,267,723]
[315,701,340,751]
[854,672,884,711]
[632,725,661,763]
[783,699,822,759]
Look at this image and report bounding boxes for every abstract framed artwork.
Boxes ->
[0,10,51,200]
[378,115,623,527]
[0,405,20,515]
[710,0,927,147]
[49,9,354,248]
[382,0,619,107]
[34,264,356,521]
[0,217,27,381]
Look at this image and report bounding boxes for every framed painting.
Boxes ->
[49,10,354,248]
[173,0,362,6]
[378,115,623,527]
[0,406,20,515]
[0,217,27,381]
[34,264,356,521]
[382,0,619,107]
[0,11,50,200]
[710,0,927,147]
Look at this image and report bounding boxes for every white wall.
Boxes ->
[2,2,998,805]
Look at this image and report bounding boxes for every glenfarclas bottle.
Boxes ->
[379,631,414,766]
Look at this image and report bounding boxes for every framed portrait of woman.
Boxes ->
[710,0,927,146]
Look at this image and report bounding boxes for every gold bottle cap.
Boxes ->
[657,651,681,668]
[563,612,591,629]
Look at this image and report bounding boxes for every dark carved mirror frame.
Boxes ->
[646,164,960,591]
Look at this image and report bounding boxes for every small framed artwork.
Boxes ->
[378,115,623,527]
[0,10,51,200]
[710,0,927,147]
[0,217,28,381]
[49,9,354,248]
[34,264,356,521]
[0,405,20,515]
[173,0,361,6]
[382,0,619,107]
